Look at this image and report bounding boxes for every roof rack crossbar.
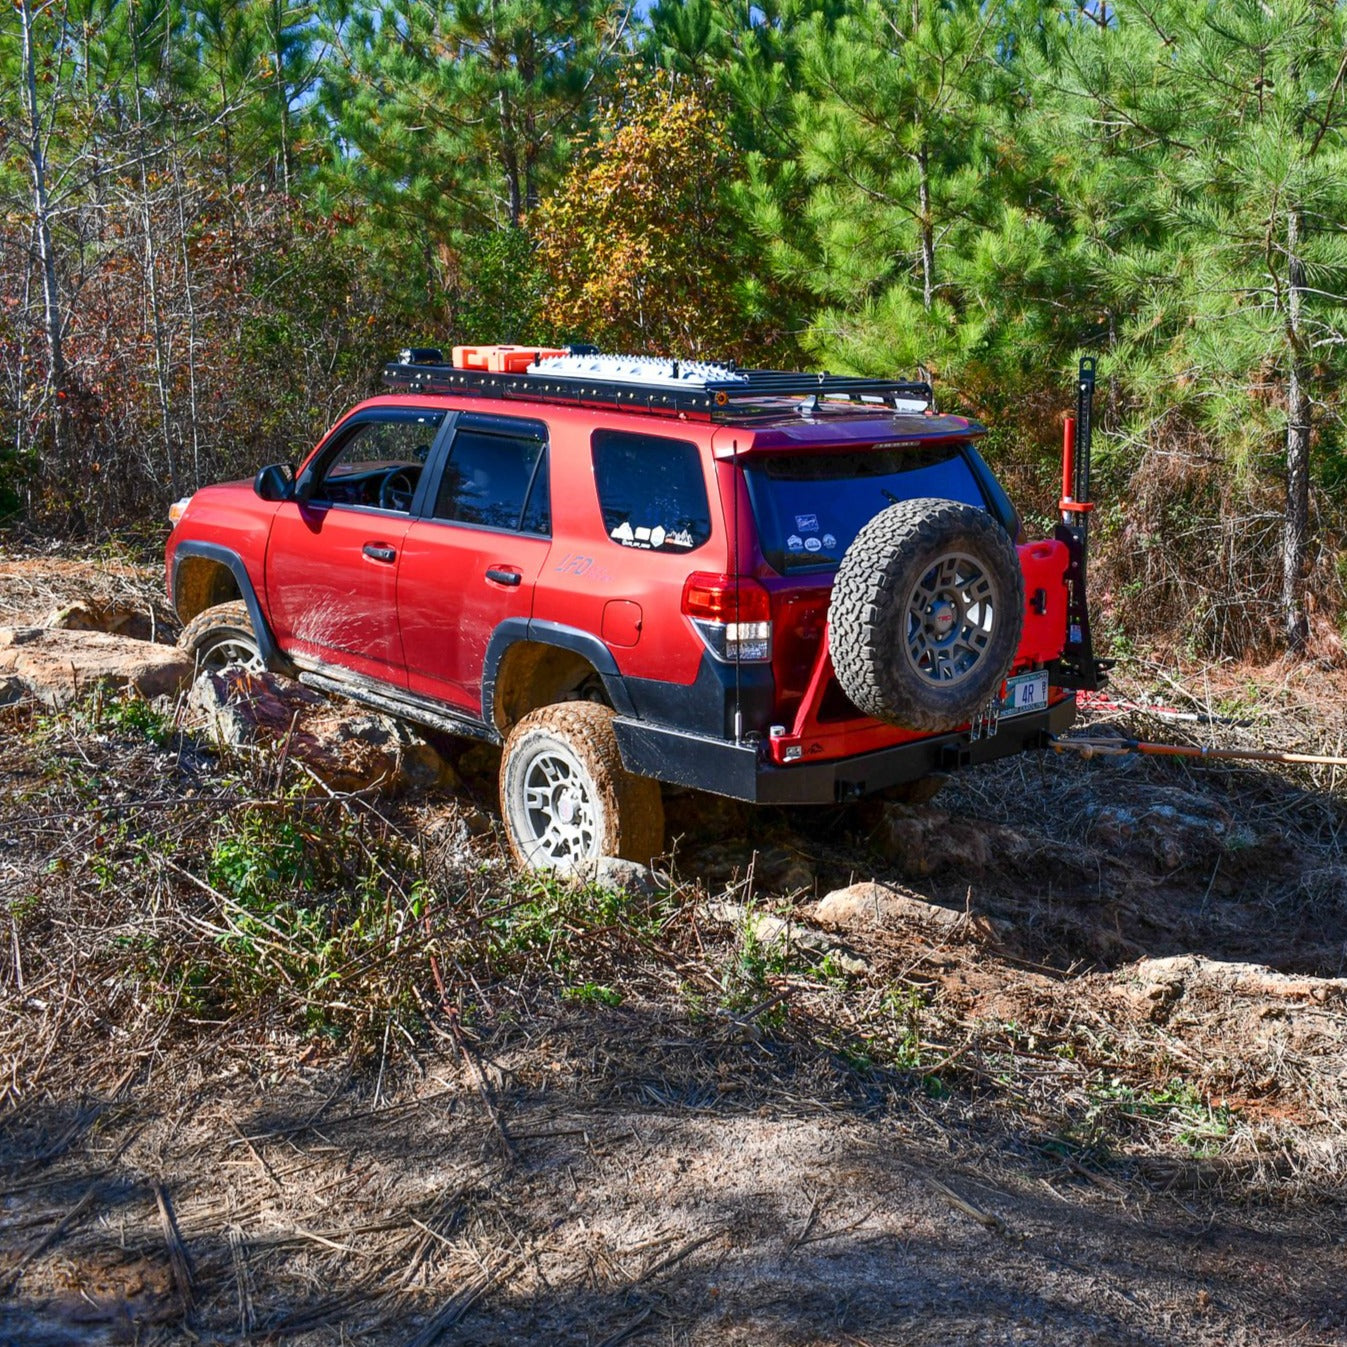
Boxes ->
[381,361,932,421]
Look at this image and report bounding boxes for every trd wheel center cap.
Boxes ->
[930,600,957,635]
[557,790,577,824]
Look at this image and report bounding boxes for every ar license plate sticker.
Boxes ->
[1002,671,1048,716]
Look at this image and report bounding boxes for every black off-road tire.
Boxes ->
[177,601,264,674]
[500,702,665,873]
[829,497,1024,732]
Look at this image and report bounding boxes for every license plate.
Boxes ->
[1000,670,1048,718]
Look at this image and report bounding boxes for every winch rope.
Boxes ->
[1050,734,1347,768]
[1074,690,1251,727]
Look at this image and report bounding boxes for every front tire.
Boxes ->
[499,702,664,873]
[177,601,264,674]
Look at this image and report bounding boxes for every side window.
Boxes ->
[312,413,442,511]
[434,421,549,534]
[592,430,711,553]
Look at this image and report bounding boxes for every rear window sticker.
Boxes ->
[649,525,667,548]
[822,533,837,549]
[611,521,635,543]
[787,534,804,551]
[804,536,822,552]
[795,513,819,532]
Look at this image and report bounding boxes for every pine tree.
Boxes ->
[740,0,1040,398]
[1055,0,1347,649]
[323,0,623,233]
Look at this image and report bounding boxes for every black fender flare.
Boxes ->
[481,618,636,729]
[170,541,290,673]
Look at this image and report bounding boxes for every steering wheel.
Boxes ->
[379,467,417,512]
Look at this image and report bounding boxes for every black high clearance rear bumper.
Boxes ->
[612,696,1077,805]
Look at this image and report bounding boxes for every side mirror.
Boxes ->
[254,462,295,502]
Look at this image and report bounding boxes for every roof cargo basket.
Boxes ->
[382,348,933,423]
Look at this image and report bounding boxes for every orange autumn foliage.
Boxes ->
[532,77,747,361]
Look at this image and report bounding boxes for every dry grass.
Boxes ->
[0,532,176,634]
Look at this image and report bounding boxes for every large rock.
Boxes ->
[189,668,459,795]
[814,881,968,935]
[1087,788,1239,871]
[42,599,158,642]
[872,803,1031,877]
[571,856,670,897]
[701,899,867,974]
[0,626,195,708]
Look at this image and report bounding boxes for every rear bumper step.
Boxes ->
[612,698,1077,804]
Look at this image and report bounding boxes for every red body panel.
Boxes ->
[529,411,722,688]
[264,501,410,682]
[397,521,549,713]
[165,482,277,606]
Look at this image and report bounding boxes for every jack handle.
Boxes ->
[1060,357,1097,521]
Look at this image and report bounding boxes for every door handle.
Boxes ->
[485,566,522,587]
[362,543,397,563]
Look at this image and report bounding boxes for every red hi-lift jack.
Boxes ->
[1050,357,1111,692]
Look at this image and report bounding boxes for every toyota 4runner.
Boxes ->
[166,345,1107,870]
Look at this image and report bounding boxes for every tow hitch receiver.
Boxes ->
[1051,357,1112,692]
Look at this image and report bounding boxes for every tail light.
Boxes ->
[681,572,773,663]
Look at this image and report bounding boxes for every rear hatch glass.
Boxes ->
[743,442,990,575]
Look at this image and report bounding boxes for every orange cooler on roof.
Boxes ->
[451,344,569,374]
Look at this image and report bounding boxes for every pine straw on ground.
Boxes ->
[1,696,1346,1343]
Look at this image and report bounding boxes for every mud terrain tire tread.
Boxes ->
[829,497,1024,732]
[177,601,262,672]
[500,701,665,872]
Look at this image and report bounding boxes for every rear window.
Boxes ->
[592,430,711,553]
[744,443,988,574]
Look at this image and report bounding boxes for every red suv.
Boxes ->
[166,345,1106,870]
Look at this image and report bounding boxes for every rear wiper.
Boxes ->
[881,489,900,505]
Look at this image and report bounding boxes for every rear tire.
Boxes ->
[177,601,264,675]
[499,702,664,873]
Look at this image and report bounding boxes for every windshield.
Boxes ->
[744,443,990,575]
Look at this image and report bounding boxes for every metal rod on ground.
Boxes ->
[1050,735,1347,768]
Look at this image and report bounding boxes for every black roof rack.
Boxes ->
[381,357,933,422]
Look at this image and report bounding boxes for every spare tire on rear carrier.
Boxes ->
[828,497,1024,733]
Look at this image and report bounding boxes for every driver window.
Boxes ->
[312,413,443,511]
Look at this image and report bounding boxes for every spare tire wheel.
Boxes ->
[828,497,1024,732]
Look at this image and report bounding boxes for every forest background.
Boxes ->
[5,0,1347,659]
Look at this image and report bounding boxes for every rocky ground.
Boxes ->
[1,546,1346,1346]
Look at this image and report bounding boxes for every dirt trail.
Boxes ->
[2,555,1346,1345]
[3,1049,1340,1347]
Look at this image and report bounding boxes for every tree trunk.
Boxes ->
[20,0,67,414]
[917,142,934,311]
[174,158,202,489]
[1283,209,1311,652]
[272,0,292,201]
[499,86,523,225]
[127,0,178,495]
